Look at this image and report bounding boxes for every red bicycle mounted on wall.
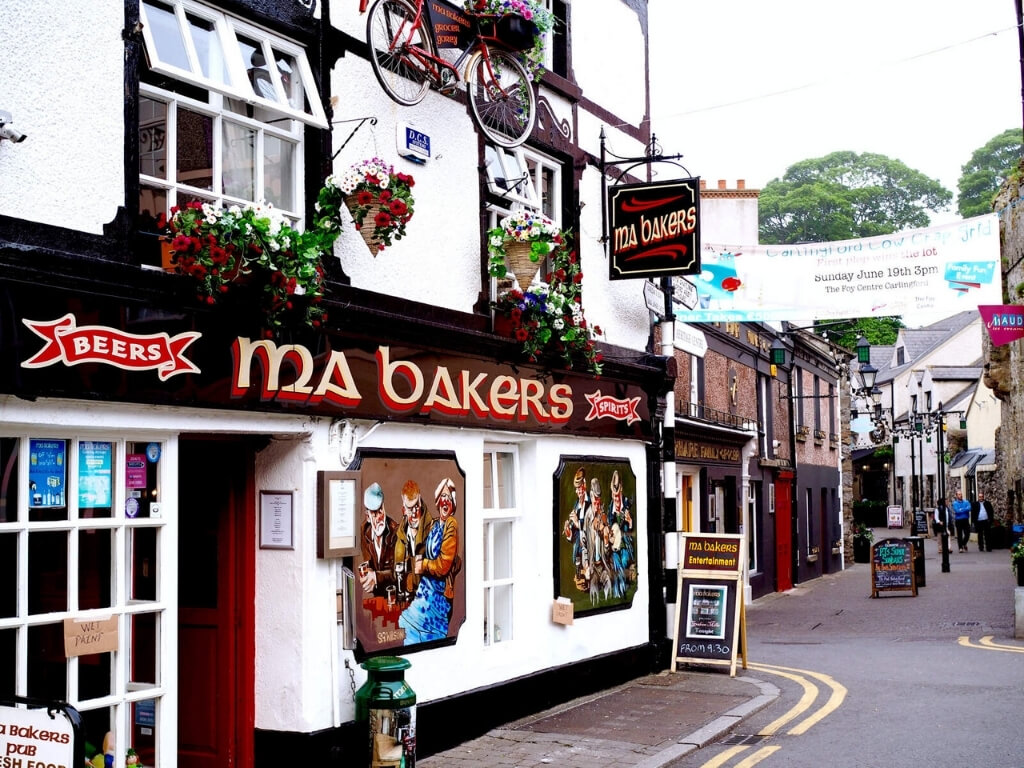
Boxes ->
[360,0,538,147]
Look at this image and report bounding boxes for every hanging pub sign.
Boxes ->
[608,178,701,280]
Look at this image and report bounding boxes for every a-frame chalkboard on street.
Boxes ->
[671,532,747,677]
[871,538,917,598]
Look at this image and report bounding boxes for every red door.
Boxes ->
[178,438,255,768]
[774,479,793,592]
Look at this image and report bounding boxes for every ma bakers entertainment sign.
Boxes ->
[608,178,701,280]
[17,314,649,438]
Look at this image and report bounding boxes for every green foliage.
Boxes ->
[800,316,903,351]
[759,151,952,244]
[956,128,1024,218]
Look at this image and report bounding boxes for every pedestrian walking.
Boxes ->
[972,491,995,552]
[952,490,972,552]
[933,497,953,554]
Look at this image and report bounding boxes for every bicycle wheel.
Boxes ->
[465,47,536,147]
[367,0,435,106]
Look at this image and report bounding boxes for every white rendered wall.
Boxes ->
[0,1,124,233]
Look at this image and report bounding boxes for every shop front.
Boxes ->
[0,277,669,765]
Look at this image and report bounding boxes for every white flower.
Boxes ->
[552,318,565,331]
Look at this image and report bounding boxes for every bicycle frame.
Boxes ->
[367,0,513,96]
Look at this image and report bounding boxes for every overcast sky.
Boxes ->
[648,0,1022,204]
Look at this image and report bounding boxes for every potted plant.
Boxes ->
[1011,536,1024,587]
[161,200,330,336]
[491,239,603,375]
[852,521,873,563]
[487,209,563,289]
[319,158,415,256]
[465,0,556,81]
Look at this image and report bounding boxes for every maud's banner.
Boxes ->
[677,214,1001,321]
[979,305,1024,346]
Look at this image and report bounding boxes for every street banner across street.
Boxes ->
[677,214,1001,322]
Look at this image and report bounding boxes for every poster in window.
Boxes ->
[29,439,66,508]
[553,457,638,617]
[126,453,148,489]
[78,441,112,508]
[349,450,466,655]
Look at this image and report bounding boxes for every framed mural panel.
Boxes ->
[554,456,638,617]
[349,450,466,655]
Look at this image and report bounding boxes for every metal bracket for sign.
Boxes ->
[331,116,378,161]
[598,127,691,251]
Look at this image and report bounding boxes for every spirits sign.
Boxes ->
[608,178,701,280]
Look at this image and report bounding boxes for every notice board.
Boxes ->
[871,538,917,598]
[671,532,746,676]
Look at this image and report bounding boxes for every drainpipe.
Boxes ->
[740,432,758,604]
[660,279,678,643]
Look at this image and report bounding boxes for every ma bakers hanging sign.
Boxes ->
[14,313,650,439]
[608,178,701,280]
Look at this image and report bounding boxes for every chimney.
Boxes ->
[699,180,706,190]
[717,179,726,189]
[737,179,745,190]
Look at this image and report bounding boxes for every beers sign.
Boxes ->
[608,178,701,280]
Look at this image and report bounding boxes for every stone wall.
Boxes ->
[987,166,1024,525]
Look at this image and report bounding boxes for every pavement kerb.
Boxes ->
[633,675,780,768]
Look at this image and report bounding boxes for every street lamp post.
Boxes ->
[935,408,950,573]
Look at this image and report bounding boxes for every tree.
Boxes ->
[812,316,904,351]
[758,151,952,245]
[956,128,1023,218]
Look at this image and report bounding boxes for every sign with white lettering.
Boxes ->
[397,122,431,163]
[608,178,701,280]
[0,703,75,768]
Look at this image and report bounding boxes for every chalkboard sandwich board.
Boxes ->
[871,538,917,598]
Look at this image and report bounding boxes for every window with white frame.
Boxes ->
[137,0,326,242]
[0,435,169,768]
[485,144,563,289]
[482,445,519,646]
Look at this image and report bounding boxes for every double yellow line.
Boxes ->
[958,635,1024,653]
[698,662,847,768]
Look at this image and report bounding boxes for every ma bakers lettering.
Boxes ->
[675,439,741,463]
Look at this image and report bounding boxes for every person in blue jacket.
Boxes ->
[951,490,972,552]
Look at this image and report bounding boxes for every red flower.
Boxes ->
[374,210,393,228]
[389,199,408,216]
[515,328,530,342]
[379,189,393,204]
[356,189,374,206]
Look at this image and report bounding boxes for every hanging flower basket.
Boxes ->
[344,194,385,254]
[487,209,562,289]
[491,233,603,375]
[317,158,415,257]
[502,239,540,288]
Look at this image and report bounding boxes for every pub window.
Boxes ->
[137,0,325,262]
[482,445,519,646]
[0,435,169,768]
[485,144,564,292]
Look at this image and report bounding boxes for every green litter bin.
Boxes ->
[355,656,416,767]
